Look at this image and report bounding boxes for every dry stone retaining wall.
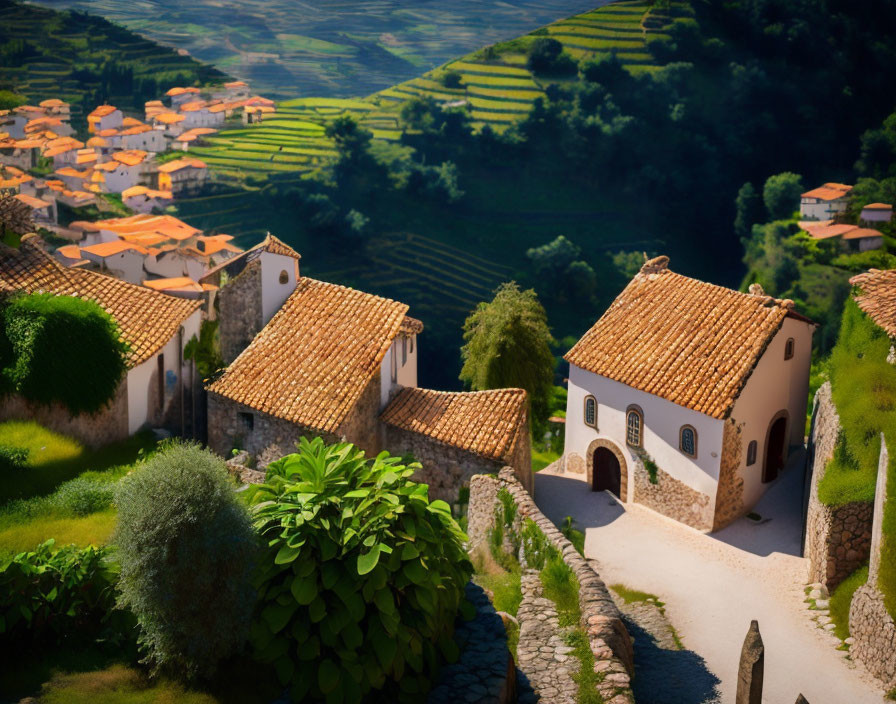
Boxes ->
[849,584,896,689]
[804,383,873,590]
[468,468,635,704]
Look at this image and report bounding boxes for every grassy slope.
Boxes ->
[0,0,227,125]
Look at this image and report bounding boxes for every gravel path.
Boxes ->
[535,457,888,704]
[515,570,578,704]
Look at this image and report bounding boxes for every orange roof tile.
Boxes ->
[92,213,200,240]
[120,124,152,136]
[56,245,82,259]
[39,99,66,108]
[852,270,896,337]
[97,128,119,137]
[0,236,199,366]
[158,158,207,173]
[804,223,858,240]
[112,150,148,166]
[154,112,185,125]
[209,278,408,430]
[81,240,148,257]
[564,256,810,420]
[381,388,528,463]
[802,183,852,201]
[224,81,248,88]
[179,101,207,112]
[863,203,893,211]
[14,193,52,209]
[121,117,142,127]
[143,276,202,292]
[88,105,118,118]
[165,87,200,97]
[842,227,884,241]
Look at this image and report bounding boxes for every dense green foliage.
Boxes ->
[114,443,257,679]
[183,320,224,381]
[829,565,868,641]
[0,540,128,646]
[0,293,128,415]
[0,444,28,472]
[0,0,227,128]
[762,172,803,221]
[460,283,554,432]
[527,37,576,75]
[245,438,472,703]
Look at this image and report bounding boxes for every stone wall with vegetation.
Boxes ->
[217,259,262,364]
[0,385,129,448]
[805,383,873,590]
[469,468,634,704]
[632,455,713,531]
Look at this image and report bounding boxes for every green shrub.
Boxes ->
[441,70,463,88]
[51,477,115,516]
[0,293,128,414]
[245,437,472,703]
[829,564,868,641]
[526,37,577,75]
[560,515,585,556]
[114,442,257,679]
[521,518,559,570]
[643,455,659,484]
[0,444,28,471]
[541,556,580,627]
[497,487,517,528]
[0,539,128,646]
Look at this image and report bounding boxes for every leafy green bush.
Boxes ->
[521,517,559,570]
[245,437,472,703]
[51,477,115,516]
[526,37,577,75]
[114,442,257,679]
[0,539,128,646]
[0,293,128,414]
[0,444,28,471]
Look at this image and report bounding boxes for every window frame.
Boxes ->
[784,337,795,360]
[746,440,757,466]
[626,405,644,448]
[679,425,698,458]
[583,395,597,428]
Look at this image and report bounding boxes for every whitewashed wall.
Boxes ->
[565,365,726,500]
[379,334,418,408]
[259,250,300,324]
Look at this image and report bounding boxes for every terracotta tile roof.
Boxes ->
[802,183,852,201]
[14,193,52,209]
[0,236,199,366]
[143,276,201,292]
[82,240,148,257]
[863,203,893,211]
[120,124,152,136]
[154,112,185,125]
[843,227,883,240]
[121,117,142,127]
[851,269,896,338]
[112,150,148,166]
[39,99,66,108]
[88,105,118,119]
[166,87,200,97]
[179,101,207,113]
[803,223,858,240]
[224,81,248,88]
[209,278,408,430]
[381,387,528,463]
[564,256,809,420]
[158,158,207,173]
[56,244,82,259]
[92,214,200,241]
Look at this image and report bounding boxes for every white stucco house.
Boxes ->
[87,105,123,134]
[560,256,815,532]
[860,203,893,225]
[80,239,149,283]
[800,183,852,221]
[0,235,202,442]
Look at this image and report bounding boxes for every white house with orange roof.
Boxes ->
[560,256,815,532]
[80,239,149,283]
[87,105,123,134]
[0,135,41,170]
[0,165,32,193]
[38,99,70,121]
[213,81,251,101]
[179,101,225,129]
[122,185,174,213]
[94,150,152,193]
[151,111,187,137]
[118,123,167,152]
[25,117,74,139]
[157,158,208,195]
[860,203,893,225]
[14,193,56,225]
[145,233,242,280]
[800,182,852,220]
[143,276,215,300]
[0,235,202,443]
[166,86,201,109]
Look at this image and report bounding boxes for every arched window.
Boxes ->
[626,406,643,448]
[584,396,597,428]
[278,269,289,284]
[680,425,697,457]
[784,338,795,360]
[747,440,758,466]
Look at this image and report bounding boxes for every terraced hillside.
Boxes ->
[31,0,609,99]
[0,0,227,125]
[186,0,690,179]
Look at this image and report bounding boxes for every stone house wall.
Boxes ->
[805,382,874,590]
[335,372,383,457]
[217,259,262,364]
[632,455,714,531]
[713,418,746,531]
[384,425,504,503]
[0,383,130,448]
[468,469,634,704]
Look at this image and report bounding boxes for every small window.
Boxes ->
[584,396,597,428]
[747,440,757,466]
[409,337,414,353]
[238,411,254,432]
[784,338,795,360]
[626,406,643,448]
[680,425,697,457]
[278,269,289,284]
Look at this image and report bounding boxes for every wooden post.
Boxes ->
[736,620,764,704]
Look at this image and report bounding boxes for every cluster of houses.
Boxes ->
[798,182,893,251]
[0,81,275,232]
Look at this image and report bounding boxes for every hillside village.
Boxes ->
[6,0,896,702]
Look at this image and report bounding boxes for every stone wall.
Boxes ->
[850,585,896,689]
[0,383,130,448]
[632,454,713,531]
[218,259,262,364]
[207,393,340,465]
[385,425,504,503]
[804,382,874,590]
[469,468,635,704]
[713,418,746,531]
[335,372,383,457]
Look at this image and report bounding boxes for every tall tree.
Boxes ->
[459,283,555,434]
[734,182,763,239]
[763,172,804,220]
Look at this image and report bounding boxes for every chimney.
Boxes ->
[640,255,669,275]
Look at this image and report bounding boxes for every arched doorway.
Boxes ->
[763,413,788,483]
[592,447,622,498]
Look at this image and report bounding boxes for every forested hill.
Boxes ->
[0,0,228,125]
